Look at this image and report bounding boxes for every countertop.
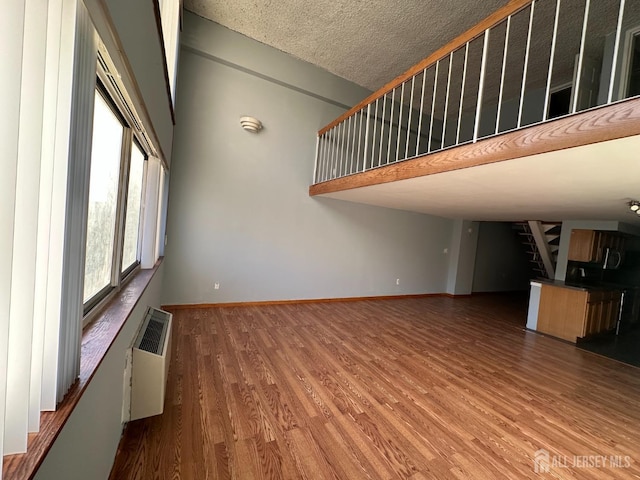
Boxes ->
[532,279,630,292]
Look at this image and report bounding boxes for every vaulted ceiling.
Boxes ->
[184,0,508,90]
[184,1,640,225]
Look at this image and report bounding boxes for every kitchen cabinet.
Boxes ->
[537,284,621,342]
[568,229,599,262]
[568,229,625,263]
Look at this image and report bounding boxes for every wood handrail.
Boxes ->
[310,97,640,196]
[318,0,534,136]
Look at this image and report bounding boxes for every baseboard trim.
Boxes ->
[162,293,445,310]
[470,290,529,295]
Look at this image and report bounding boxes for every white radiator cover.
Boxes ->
[129,307,172,421]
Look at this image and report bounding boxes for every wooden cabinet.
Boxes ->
[538,285,588,342]
[568,229,626,262]
[568,229,599,262]
[537,284,621,342]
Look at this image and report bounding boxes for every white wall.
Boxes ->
[162,14,455,304]
[472,222,531,292]
[34,265,165,480]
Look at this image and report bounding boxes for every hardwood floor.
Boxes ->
[109,295,640,479]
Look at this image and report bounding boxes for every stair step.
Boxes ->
[544,225,562,235]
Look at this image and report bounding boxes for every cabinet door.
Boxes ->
[607,292,622,331]
[594,232,606,262]
[568,230,597,262]
[538,285,588,342]
[584,301,599,336]
[586,291,604,336]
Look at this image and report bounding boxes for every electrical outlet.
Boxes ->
[214,282,220,290]
[396,278,400,285]
[443,248,448,254]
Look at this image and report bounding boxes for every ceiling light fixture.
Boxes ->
[630,200,640,212]
[240,116,263,133]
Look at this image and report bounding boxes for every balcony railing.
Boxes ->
[313,0,640,185]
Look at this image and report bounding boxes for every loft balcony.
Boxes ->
[309,0,640,222]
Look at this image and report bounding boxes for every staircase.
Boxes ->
[513,222,562,280]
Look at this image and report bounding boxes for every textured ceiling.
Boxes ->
[184,0,508,90]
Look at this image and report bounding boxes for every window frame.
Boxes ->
[120,138,148,278]
[82,81,149,324]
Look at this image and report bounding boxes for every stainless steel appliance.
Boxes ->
[603,247,623,270]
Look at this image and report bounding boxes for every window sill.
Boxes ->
[2,258,163,480]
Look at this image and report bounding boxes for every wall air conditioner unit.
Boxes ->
[130,307,172,421]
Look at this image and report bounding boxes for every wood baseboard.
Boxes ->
[470,290,528,296]
[162,293,446,311]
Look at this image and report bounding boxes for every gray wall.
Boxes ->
[162,14,455,304]
[472,222,531,292]
[34,265,165,480]
[446,220,479,295]
[85,0,174,162]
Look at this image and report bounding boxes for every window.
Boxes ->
[83,86,149,313]
[83,91,124,304]
[122,142,145,274]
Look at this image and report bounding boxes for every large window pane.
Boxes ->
[83,92,123,302]
[122,142,145,273]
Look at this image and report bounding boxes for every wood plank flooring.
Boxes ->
[109,294,640,479]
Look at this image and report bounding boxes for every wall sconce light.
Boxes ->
[240,116,263,133]
[629,200,640,215]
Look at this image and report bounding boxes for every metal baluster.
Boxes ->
[349,115,357,174]
[456,42,470,145]
[338,122,345,178]
[327,132,334,181]
[543,0,561,121]
[518,1,536,128]
[313,136,320,183]
[370,99,378,169]
[386,88,396,164]
[327,130,335,180]
[345,116,353,175]
[322,133,330,182]
[428,60,440,153]
[378,94,387,167]
[415,68,427,156]
[338,120,347,177]
[608,0,626,103]
[315,136,323,183]
[474,30,490,142]
[572,0,591,113]
[356,108,364,172]
[362,104,371,171]
[405,76,415,159]
[396,82,405,162]
[441,53,453,149]
[496,16,511,135]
